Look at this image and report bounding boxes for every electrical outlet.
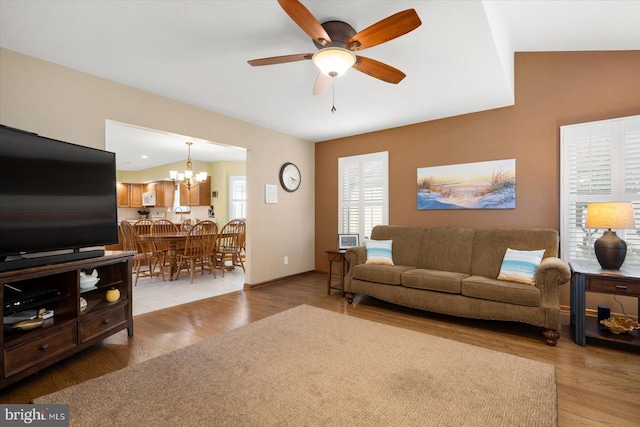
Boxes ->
[284,256,288,265]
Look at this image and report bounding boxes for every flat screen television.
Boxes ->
[0,124,118,271]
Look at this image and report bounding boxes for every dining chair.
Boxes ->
[133,219,155,253]
[120,221,165,285]
[175,220,218,283]
[180,219,193,232]
[150,219,179,265]
[215,219,246,277]
[234,221,246,271]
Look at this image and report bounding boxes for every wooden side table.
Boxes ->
[570,261,640,348]
[325,250,346,295]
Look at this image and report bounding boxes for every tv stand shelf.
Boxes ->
[0,251,134,389]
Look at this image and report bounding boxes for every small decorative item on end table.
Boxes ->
[338,234,359,251]
[325,250,346,295]
[570,261,640,349]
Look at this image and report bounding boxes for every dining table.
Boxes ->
[138,231,189,281]
[138,231,241,281]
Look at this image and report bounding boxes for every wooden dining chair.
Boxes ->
[234,221,246,272]
[215,219,246,276]
[175,220,218,283]
[120,221,165,285]
[180,219,193,232]
[150,219,179,265]
[133,219,155,253]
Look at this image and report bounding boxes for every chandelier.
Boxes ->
[169,142,208,190]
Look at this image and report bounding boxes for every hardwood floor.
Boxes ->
[1,272,639,426]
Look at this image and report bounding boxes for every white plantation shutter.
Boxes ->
[338,152,388,240]
[230,176,246,219]
[561,115,640,265]
[623,118,640,261]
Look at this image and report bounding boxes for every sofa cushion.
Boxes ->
[462,276,541,307]
[365,239,394,265]
[417,227,474,274]
[470,229,559,279]
[370,225,426,267]
[353,264,416,286]
[497,248,545,285]
[401,269,467,294]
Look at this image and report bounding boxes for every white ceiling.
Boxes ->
[1,1,639,155]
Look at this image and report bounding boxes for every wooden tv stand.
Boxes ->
[0,251,134,389]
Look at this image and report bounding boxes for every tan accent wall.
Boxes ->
[0,48,315,285]
[315,51,640,314]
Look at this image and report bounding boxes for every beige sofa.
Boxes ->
[344,225,571,345]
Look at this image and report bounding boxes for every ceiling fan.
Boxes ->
[248,0,422,95]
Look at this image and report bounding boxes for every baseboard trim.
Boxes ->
[244,270,317,290]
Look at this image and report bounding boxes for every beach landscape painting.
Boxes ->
[417,159,516,210]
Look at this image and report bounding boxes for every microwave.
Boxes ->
[142,192,156,206]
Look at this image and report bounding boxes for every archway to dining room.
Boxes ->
[104,120,247,315]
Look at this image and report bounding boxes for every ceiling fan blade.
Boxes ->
[345,9,421,51]
[278,0,332,47]
[353,56,406,84]
[313,72,332,95]
[248,53,313,66]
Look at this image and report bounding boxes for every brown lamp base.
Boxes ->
[594,230,627,270]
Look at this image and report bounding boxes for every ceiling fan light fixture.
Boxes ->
[312,47,356,77]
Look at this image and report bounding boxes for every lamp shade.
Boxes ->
[312,47,356,77]
[585,202,636,229]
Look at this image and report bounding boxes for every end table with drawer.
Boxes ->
[325,250,347,295]
[570,261,640,348]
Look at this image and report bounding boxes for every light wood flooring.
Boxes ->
[1,272,639,426]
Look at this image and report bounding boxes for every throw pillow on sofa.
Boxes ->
[497,248,545,285]
[365,239,394,265]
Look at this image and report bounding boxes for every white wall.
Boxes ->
[0,48,315,285]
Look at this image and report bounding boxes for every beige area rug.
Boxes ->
[35,305,557,426]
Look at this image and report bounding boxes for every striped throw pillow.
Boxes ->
[365,239,394,265]
[497,248,545,285]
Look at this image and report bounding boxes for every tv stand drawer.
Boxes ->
[80,305,126,343]
[4,325,77,377]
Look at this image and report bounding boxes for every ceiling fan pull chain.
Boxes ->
[331,85,337,113]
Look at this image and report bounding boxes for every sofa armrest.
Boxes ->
[535,257,571,308]
[344,246,366,292]
[345,246,367,270]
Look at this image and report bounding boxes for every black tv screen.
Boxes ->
[0,125,118,263]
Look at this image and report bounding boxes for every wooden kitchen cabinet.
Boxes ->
[154,181,175,207]
[116,183,144,208]
[129,184,143,207]
[180,176,211,206]
[0,252,134,389]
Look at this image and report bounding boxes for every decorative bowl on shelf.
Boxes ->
[599,316,640,334]
[80,270,100,289]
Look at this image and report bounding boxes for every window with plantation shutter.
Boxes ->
[560,115,640,265]
[338,152,388,240]
[230,175,246,220]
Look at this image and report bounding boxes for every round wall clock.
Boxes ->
[279,162,301,192]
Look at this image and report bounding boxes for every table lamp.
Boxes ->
[585,202,636,270]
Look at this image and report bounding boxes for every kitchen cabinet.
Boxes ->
[0,252,134,389]
[116,183,144,208]
[130,184,143,207]
[180,176,211,206]
[154,181,175,207]
[116,183,130,207]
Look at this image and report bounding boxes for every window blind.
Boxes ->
[561,115,640,265]
[230,176,246,220]
[338,151,388,240]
